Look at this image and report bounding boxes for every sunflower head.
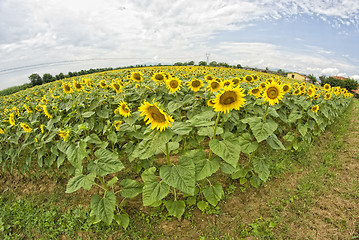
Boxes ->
[58,129,70,141]
[118,101,131,117]
[206,80,222,93]
[9,113,15,126]
[111,82,123,93]
[222,79,233,88]
[114,120,123,131]
[323,84,331,91]
[100,80,108,88]
[313,94,320,100]
[166,78,182,93]
[138,100,174,132]
[249,87,262,98]
[244,75,254,83]
[324,92,332,100]
[282,83,291,93]
[131,72,143,82]
[62,82,74,94]
[207,99,216,107]
[73,80,83,91]
[307,87,315,97]
[213,86,246,114]
[311,105,319,113]
[259,82,267,89]
[263,82,284,105]
[293,88,301,96]
[205,75,214,82]
[0,128,5,134]
[187,78,204,92]
[152,72,166,84]
[20,123,32,133]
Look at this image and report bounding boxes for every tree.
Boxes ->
[236,64,242,69]
[342,78,359,91]
[198,61,207,66]
[307,74,317,84]
[28,73,43,86]
[174,62,183,66]
[43,73,54,83]
[209,61,218,67]
[188,61,194,66]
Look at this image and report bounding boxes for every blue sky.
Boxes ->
[1,0,359,90]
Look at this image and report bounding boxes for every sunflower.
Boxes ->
[324,92,332,100]
[244,75,254,83]
[0,128,5,134]
[58,129,70,141]
[282,84,291,93]
[131,72,143,82]
[311,105,319,113]
[187,78,204,92]
[114,120,123,131]
[222,79,233,88]
[262,82,284,105]
[166,78,182,93]
[313,94,320,100]
[99,80,108,88]
[207,99,216,107]
[9,113,15,126]
[206,80,222,93]
[117,101,131,117]
[40,105,53,119]
[213,86,246,114]
[111,82,123,93]
[292,88,301,96]
[249,87,262,98]
[138,100,174,131]
[73,80,83,91]
[259,82,267,89]
[152,72,166,84]
[205,75,214,82]
[323,84,331,91]
[307,87,315,97]
[20,123,32,133]
[62,82,74,94]
[231,78,241,85]
[40,124,44,134]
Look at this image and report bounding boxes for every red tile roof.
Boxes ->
[331,76,347,80]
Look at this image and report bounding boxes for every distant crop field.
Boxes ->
[0,66,353,228]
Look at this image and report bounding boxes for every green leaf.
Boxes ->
[66,172,96,193]
[141,167,170,206]
[125,112,141,125]
[120,179,143,198]
[170,122,192,135]
[231,167,249,180]
[107,176,119,187]
[154,142,179,155]
[197,126,223,137]
[114,214,129,230]
[87,149,124,176]
[108,132,117,144]
[202,183,224,206]
[97,108,110,119]
[244,117,278,142]
[66,141,87,169]
[209,138,240,168]
[82,111,95,118]
[195,156,221,181]
[266,134,285,150]
[253,158,270,182]
[197,201,209,211]
[90,191,116,225]
[165,200,186,218]
[238,133,258,154]
[160,156,195,195]
[187,111,215,127]
[250,175,262,188]
[298,123,308,137]
[84,133,102,145]
[287,110,302,123]
[167,101,183,113]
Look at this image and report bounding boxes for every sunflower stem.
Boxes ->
[263,103,269,123]
[208,112,221,160]
[165,142,170,165]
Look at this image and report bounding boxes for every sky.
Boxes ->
[1,0,359,90]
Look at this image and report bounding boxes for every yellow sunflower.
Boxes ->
[262,82,284,105]
[73,79,83,91]
[62,82,74,94]
[292,88,301,96]
[323,84,331,91]
[244,75,254,83]
[58,129,70,141]
[99,80,108,88]
[114,120,123,131]
[117,101,131,117]
[205,75,214,82]
[222,79,233,88]
[20,123,32,133]
[138,100,174,132]
[166,78,182,93]
[324,92,332,100]
[152,72,167,84]
[311,105,319,113]
[9,113,15,126]
[187,78,204,92]
[131,72,143,82]
[206,80,222,93]
[259,82,267,89]
[313,94,320,100]
[282,84,291,93]
[40,124,44,134]
[111,82,123,93]
[0,128,5,134]
[249,87,262,98]
[207,99,216,107]
[213,86,246,114]
[307,87,315,97]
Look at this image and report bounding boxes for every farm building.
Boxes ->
[287,72,306,81]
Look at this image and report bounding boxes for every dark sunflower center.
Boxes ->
[207,76,213,81]
[224,81,231,86]
[283,85,289,92]
[75,83,81,89]
[133,73,141,81]
[101,82,106,86]
[246,76,253,82]
[121,105,129,113]
[114,83,120,90]
[65,85,70,91]
[211,82,219,89]
[192,80,201,88]
[155,74,164,81]
[252,89,259,94]
[170,80,178,88]
[232,79,239,84]
[219,91,237,105]
[267,87,279,99]
[148,106,166,122]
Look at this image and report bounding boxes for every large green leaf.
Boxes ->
[170,122,193,135]
[253,158,270,182]
[166,200,186,218]
[84,133,102,145]
[187,111,215,127]
[195,156,221,181]
[209,137,240,168]
[160,156,195,195]
[202,183,224,206]
[266,134,285,150]
[66,172,96,193]
[90,191,116,225]
[141,167,170,206]
[82,111,95,118]
[87,149,124,176]
[66,141,87,169]
[120,179,143,198]
[197,126,223,137]
[237,133,258,154]
[298,123,308,137]
[243,117,278,142]
[114,214,129,230]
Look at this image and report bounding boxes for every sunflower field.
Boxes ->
[0,66,353,228]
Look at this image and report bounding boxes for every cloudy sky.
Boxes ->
[1,0,359,90]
